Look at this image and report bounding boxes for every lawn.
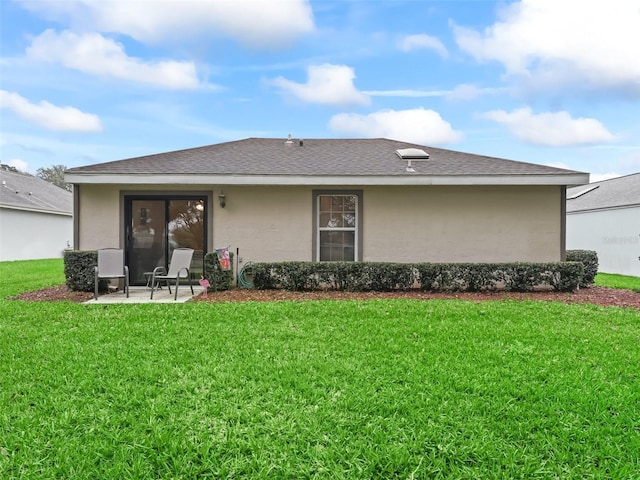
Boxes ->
[1,259,639,479]
[595,272,640,292]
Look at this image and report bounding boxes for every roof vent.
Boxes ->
[396,148,429,173]
[285,133,294,146]
[395,148,429,160]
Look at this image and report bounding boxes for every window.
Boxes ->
[315,192,361,261]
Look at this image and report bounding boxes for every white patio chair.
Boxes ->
[150,248,195,300]
[94,248,129,300]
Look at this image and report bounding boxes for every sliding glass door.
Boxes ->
[125,196,206,285]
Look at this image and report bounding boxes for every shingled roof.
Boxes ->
[66,137,588,186]
[567,173,640,212]
[0,167,73,215]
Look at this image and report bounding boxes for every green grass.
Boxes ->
[0,258,66,297]
[595,272,640,291]
[1,260,640,478]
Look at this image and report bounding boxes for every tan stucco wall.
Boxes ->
[75,184,563,262]
[363,185,562,262]
[77,185,121,249]
[213,186,311,262]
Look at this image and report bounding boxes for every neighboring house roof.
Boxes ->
[0,167,73,215]
[66,137,588,186]
[566,173,640,213]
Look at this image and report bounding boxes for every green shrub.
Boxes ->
[63,250,106,292]
[252,262,320,291]
[550,262,585,291]
[365,263,415,291]
[252,261,583,293]
[503,262,584,292]
[417,263,508,292]
[203,251,234,291]
[566,250,598,286]
[253,262,415,292]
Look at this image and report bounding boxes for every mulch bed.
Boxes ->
[11,285,640,310]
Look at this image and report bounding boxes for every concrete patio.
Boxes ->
[84,285,206,304]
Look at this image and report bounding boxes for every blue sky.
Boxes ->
[1,0,639,182]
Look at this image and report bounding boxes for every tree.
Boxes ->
[37,165,72,191]
[0,164,20,173]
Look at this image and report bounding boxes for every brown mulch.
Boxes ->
[11,285,95,303]
[11,284,640,309]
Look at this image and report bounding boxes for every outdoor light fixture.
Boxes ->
[218,190,226,208]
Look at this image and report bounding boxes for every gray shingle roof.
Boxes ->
[66,137,584,178]
[567,173,640,212]
[0,167,73,214]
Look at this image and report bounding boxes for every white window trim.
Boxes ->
[313,190,363,262]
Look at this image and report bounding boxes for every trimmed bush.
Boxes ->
[566,250,598,287]
[253,262,415,292]
[416,263,506,292]
[63,250,106,292]
[252,261,584,293]
[203,251,234,291]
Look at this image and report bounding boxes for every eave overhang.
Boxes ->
[0,203,73,216]
[65,172,590,187]
[567,202,640,214]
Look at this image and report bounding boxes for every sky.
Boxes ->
[1,0,639,183]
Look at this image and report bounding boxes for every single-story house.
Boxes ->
[566,173,640,277]
[1,165,73,261]
[65,137,589,285]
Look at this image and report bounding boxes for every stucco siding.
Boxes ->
[363,185,562,262]
[567,207,640,276]
[77,185,121,249]
[76,184,563,264]
[0,208,72,261]
[214,186,312,263]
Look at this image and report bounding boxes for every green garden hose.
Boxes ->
[238,262,254,289]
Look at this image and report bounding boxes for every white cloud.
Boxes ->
[328,108,462,145]
[397,34,448,58]
[453,0,640,94]
[16,0,315,48]
[27,30,202,90]
[270,64,370,107]
[0,90,103,132]
[6,159,30,173]
[362,84,503,100]
[481,107,615,146]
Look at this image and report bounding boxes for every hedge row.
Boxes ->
[251,261,585,292]
[566,249,599,287]
[63,250,233,292]
[63,249,597,293]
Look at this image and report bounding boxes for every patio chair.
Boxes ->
[94,248,129,300]
[149,248,195,300]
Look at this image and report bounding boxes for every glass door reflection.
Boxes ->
[126,197,206,285]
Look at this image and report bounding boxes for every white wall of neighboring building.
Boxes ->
[567,207,640,277]
[0,207,73,261]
